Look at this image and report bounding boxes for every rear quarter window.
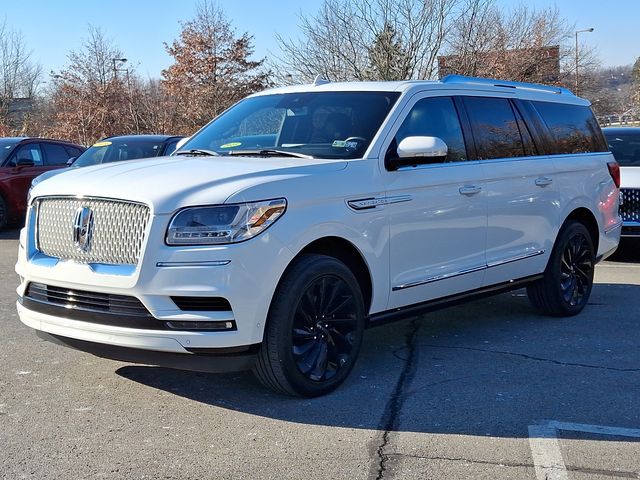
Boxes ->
[532,101,608,154]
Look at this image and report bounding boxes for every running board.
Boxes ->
[367,274,543,327]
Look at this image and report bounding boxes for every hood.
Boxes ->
[32,167,70,187]
[620,166,640,189]
[30,155,348,214]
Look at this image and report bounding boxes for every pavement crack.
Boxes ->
[369,318,421,480]
[388,452,532,469]
[420,344,640,372]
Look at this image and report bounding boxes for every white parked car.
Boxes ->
[603,127,640,238]
[16,76,621,396]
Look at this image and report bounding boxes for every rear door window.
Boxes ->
[532,101,608,154]
[463,97,525,160]
[42,143,73,165]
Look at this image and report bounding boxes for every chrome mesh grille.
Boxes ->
[620,188,640,222]
[36,197,150,265]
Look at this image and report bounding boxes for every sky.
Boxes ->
[1,0,638,81]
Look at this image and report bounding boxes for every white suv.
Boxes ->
[16,75,622,396]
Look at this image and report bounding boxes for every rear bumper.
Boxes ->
[621,222,640,237]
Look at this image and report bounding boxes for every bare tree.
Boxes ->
[0,21,42,131]
[443,0,599,86]
[632,57,640,109]
[273,0,457,83]
[46,26,144,144]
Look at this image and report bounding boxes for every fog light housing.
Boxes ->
[164,320,236,331]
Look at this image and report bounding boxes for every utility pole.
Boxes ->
[574,28,593,96]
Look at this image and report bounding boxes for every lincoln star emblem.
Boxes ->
[73,206,94,252]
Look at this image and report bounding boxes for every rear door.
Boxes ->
[461,96,560,285]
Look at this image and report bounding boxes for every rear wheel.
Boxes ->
[527,221,595,317]
[0,195,7,230]
[253,254,365,397]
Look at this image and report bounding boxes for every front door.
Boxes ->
[384,94,487,309]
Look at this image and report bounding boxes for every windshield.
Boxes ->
[73,138,166,167]
[181,91,401,160]
[0,139,19,163]
[605,132,640,167]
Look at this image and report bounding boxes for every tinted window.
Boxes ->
[73,138,165,168]
[533,101,608,154]
[0,139,19,164]
[42,143,73,165]
[64,146,83,158]
[11,144,43,166]
[463,97,525,159]
[394,96,467,162]
[605,131,640,167]
[163,139,181,155]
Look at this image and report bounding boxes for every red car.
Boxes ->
[0,137,85,229]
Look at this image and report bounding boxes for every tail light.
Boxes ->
[607,161,620,188]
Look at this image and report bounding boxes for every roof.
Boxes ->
[0,136,82,146]
[250,75,589,106]
[100,134,183,142]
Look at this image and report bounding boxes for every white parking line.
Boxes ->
[528,420,640,480]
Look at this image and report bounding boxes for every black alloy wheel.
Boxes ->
[559,232,594,306]
[527,221,595,317]
[291,275,358,382]
[253,254,365,397]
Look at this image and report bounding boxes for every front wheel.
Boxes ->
[527,221,595,317]
[253,254,365,397]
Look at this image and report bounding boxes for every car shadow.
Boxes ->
[117,283,640,439]
[608,238,640,263]
[0,228,20,240]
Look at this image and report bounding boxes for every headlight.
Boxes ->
[166,198,287,245]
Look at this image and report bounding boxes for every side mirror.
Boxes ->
[66,157,76,166]
[386,136,448,170]
[16,158,35,168]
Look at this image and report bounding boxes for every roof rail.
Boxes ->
[441,74,575,96]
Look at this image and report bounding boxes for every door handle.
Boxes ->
[459,185,482,196]
[535,177,553,187]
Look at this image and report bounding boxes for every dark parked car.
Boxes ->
[603,127,640,237]
[30,134,185,192]
[0,137,85,229]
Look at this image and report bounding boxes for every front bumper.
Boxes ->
[35,330,258,373]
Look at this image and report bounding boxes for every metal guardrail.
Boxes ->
[598,114,640,127]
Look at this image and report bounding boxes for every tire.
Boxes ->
[0,195,7,230]
[527,221,595,317]
[253,254,366,397]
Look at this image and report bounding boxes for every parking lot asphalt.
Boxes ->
[1,229,639,480]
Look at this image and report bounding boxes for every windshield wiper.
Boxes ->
[226,149,314,159]
[174,149,220,156]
